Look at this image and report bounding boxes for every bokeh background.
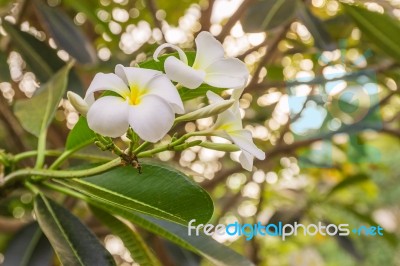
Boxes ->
[0,0,400,265]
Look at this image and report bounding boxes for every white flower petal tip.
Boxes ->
[239,151,255,171]
[85,65,183,140]
[128,95,175,142]
[67,91,89,116]
[159,31,249,90]
[87,96,129,138]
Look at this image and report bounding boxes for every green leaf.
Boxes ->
[2,21,54,82]
[179,86,226,102]
[58,161,213,225]
[63,0,114,38]
[91,206,161,266]
[34,0,97,64]
[342,3,400,63]
[297,3,335,51]
[34,194,115,265]
[326,174,369,198]
[139,51,196,72]
[3,222,53,266]
[65,116,96,150]
[14,63,72,137]
[88,201,254,266]
[241,0,297,32]
[0,52,11,82]
[2,20,83,94]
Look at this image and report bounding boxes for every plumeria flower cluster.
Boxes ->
[68,32,265,170]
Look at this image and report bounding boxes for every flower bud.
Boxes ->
[175,99,235,123]
[67,91,89,116]
[199,141,240,152]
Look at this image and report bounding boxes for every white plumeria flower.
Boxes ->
[207,89,265,171]
[84,65,184,142]
[153,31,249,90]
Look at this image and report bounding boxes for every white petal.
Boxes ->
[204,58,249,89]
[164,56,205,89]
[229,130,265,160]
[206,91,224,104]
[84,73,129,102]
[239,151,254,171]
[213,103,242,131]
[146,75,184,114]
[153,44,188,65]
[193,31,224,70]
[115,65,162,90]
[87,96,129,138]
[128,95,174,142]
[231,86,245,101]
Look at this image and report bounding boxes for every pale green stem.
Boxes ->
[34,130,47,169]
[1,158,121,188]
[137,131,210,157]
[49,139,94,170]
[13,150,112,163]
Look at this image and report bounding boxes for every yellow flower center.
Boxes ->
[125,84,146,105]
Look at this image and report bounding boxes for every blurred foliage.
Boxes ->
[0,0,400,265]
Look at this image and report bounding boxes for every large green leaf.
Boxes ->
[87,200,254,266]
[2,21,83,93]
[34,194,115,265]
[326,174,369,198]
[34,0,97,64]
[342,3,400,63]
[62,0,114,37]
[91,206,161,266]
[2,21,54,81]
[0,52,11,82]
[65,116,96,150]
[14,63,72,137]
[58,161,213,225]
[241,0,297,32]
[3,222,53,266]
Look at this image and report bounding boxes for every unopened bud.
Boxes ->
[199,141,240,152]
[67,91,89,116]
[175,99,235,123]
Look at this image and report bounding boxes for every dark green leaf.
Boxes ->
[139,51,196,72]
[62,0,114,37]
[2,20,83,94]
[3,222,53,266]
[342,3,400,63]
[2,21,55,81]
[14,63,72,137]
[0,52,11,81]
[297,3,335,51]
[58,161,213,225]
[65,116,96,150]
[241,0,297,32]
[34,0,97,64]
[179,86,226,102]
[88,201,254,266]
[34,194,115,265]
[326,174,369,197]
[91,206,161,266]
